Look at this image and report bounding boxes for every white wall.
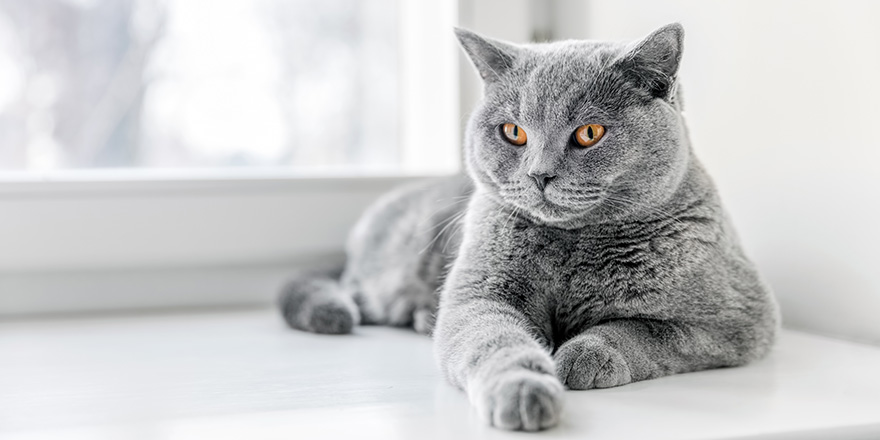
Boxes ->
[569,0,880,344]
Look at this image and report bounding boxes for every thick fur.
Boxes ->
[279,23,779,432]
[280,175,472,335]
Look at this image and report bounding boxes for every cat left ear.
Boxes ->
[617,23,684,100]
[454,28,521,84]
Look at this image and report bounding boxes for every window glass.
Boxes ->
[0,0,400,172]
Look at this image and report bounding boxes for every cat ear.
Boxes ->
[617,23,684,99]
[454,28,521,84]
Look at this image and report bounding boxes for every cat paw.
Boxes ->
[473,370,564,431]
[304,298,358,334]
[554,335,632,390]
[386,295,436,335]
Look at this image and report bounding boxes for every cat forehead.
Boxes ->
[494,42,633,124]
[527,39,625,68]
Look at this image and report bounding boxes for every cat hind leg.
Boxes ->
[278,265,360,335]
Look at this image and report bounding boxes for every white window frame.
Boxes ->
[0,0,541,316]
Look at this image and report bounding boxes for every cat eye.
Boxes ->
[573,124,605,148]
[500,123,527,146]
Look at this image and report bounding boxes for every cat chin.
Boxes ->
[525,212,595,229]
[514,200,600,229]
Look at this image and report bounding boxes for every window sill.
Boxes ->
[0,173,453,316]
[0,173,447,272]
[2,309,879,439]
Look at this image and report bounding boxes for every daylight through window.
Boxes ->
[0,0,402,173]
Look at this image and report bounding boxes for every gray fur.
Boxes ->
[280,175,472,335]
[279,23,778,432]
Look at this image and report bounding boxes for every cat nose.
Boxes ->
[528,172,556,191]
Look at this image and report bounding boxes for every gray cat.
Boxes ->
[279,23,779,432]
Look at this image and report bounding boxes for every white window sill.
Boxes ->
[2,309,879,440]
[0,173,439,272]
[0,174,449,316]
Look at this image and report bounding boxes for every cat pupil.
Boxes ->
[587,126,594,139]
[513,126,519,137]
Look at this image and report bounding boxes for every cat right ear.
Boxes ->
[454,28,520,84]
[616,23,684,100]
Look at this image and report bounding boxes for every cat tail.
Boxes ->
[278,262,360,335]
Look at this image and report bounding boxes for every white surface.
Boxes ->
[0,175,418,316]
[0,260,333,316]
[576,0,880,346]
[2,309,880,440]
[0,175,420,272]
[3,175,510,318]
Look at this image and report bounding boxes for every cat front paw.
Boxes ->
[473,369,564,431]
[555,335,633,390]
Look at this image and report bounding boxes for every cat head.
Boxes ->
[457,24,691,228]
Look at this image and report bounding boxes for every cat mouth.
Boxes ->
[497,184,606,225]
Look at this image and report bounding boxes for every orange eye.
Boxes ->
[501,123,527,146]
[573,124,605,148]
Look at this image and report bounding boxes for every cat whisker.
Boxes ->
[602,194,688,227]
[419,196,471,232]
[442,211,469,253]
[502,204,521,232]
[420,209,468,255]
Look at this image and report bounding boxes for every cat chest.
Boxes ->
[504,227,679,302]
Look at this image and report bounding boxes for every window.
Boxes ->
[0,1,462,315]
[0,0,457,175]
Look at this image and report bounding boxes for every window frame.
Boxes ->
[0,0,541,316]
